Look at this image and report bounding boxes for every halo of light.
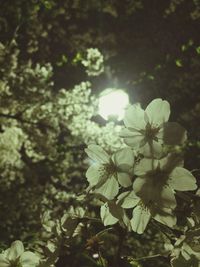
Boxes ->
[98,88,129,121]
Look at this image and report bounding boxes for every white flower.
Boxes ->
[120,99,187,157]
[0,240,40,267]
[100,201,131,230]
[133,154,197,209]
[85,144,134,199]
[117,154,197,234]
[117,190,176,234]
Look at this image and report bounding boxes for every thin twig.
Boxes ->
[95,227,113,237]
[128,253,167,261]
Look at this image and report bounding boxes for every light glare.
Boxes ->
[98,88,129,121]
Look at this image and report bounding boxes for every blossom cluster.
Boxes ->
[85,99,198,234]
[81,48,104,76]
[0,126,25,187]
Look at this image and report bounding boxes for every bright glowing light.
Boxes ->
[98,88,129,121]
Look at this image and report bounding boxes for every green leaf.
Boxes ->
[196,46,200,54]
[72,52,83,65]
[181,45,186,52]
[175,59,183,67]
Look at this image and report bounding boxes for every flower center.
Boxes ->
[146,167,169,189]
[9,259,21,267]
[99,161,117,179]
[104,161,118,176]
[144,123,160,141]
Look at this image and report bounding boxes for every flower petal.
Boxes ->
[85,145,110,163]
[134,158,159,176]
[140,141,165,159]
[19,251,40,267]
[124,104,146,130]
[145,98,170,126]
[168,167,197,191]
[120,128,145,148]
[112,147,135,170]
[0,255,9,267]
[159,154,184,171]
[7,240,24,261]
[95,176,119,200]
[157,186,177,209]
[131,205,151,234]
[100,203,119,226]
[117,191,140,208]
[133,178,177,209]
[117,172,132,187]
[162,122,187,145]
[153,208,177,228]
[86,163,103,186]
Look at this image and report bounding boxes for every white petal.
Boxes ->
[7,240,24,261]
[95,176,119,200]
[112,147,135,170]
[133,177,156,204]
[159,186,177,209]
[133,177,146,194]
[153,208,177,228]
[145,98,170,126]
[117,172,132,187]
[162,122,187,145]
[131,205,151,234]
[140,141,165,159]
[168,167,197,191]
[117,191,140,208]
[20,251,40,267]
[0,255,9,267]
[133,178,177,209]
[85,145,110,163]
[86,164,103,186]
[120,128,145,148]
[134,158,159,176]
[100,203,119,226]
[124,104,146,130]
[159,154,184,171]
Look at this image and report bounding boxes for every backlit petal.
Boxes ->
[20,251,40,267]
[95,176,119,200]
[7,240,24,261]
[131,205,151,234]
[0,255,9,267]
[163,122,187,145]
[168,167,197,191]
[117,172,132,187]
[85,145,110,163]
[86,164,103,186]
[124,104,146,130]
[145,98,170,126]
[117,191,140,208]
